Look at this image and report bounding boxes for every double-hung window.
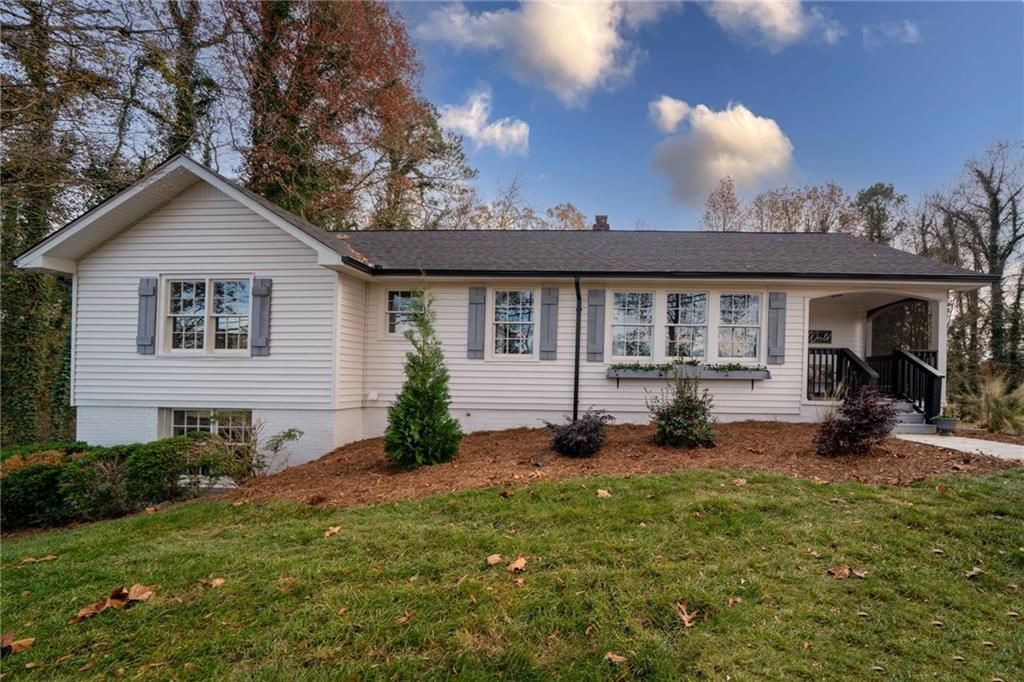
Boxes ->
[718,293,761,359]
[666,292,707,359]
[387,290,422,334]
[493,290,534,355]
[171,409,252,445]
[611,292,654,357]
[167,278,250,352]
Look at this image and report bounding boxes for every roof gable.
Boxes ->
[13,156,350,274]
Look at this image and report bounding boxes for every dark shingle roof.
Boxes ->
[324,230,994,282]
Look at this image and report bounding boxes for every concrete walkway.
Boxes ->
[895,434,1024,461]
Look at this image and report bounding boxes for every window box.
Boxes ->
[605,364,771,381]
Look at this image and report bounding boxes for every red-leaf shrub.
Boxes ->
[546,409,614,458]
[814,387,898,457]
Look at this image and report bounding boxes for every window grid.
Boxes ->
[611,292,654,357]
[171,409,252,445]
[493,290,535,355]
[387,291,421,334]
[168,280,206,350]
[718,293,761,359]
[665,292,707,359]
[167,278,250,352]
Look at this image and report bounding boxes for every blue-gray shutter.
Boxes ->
[539,287,559,360]
[767,292,786,365]
[250,278,272,357]
[136,277,157,355]
[586,289,605,361]
[467,287,486,359]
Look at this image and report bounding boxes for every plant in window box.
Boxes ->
[385,289,463,468]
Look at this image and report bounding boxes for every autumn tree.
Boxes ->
[936,141,1024,373]
[855,182,907,244]
[701,176,743,231]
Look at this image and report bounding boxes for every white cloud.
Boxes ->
[416,2,675,107]
[703,1,844,52]
[649,95,692,133]
[651,100,794,205]
[439,87,529,156]
[862,20,922,51]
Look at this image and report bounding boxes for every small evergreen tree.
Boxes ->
[384,290,462,467]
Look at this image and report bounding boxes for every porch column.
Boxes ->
[929,297,948,407]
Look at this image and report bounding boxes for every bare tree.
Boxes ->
[700,176,743,231]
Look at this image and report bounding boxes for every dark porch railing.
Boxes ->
[807,348,879,400]
[867,349,943,419]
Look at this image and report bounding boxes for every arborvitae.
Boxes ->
[384,290,462,468]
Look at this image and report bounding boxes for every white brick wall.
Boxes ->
[77,406,162,445]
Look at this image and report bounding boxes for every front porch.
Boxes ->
[805,292,946,422]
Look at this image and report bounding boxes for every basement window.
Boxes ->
[171,409,252,445]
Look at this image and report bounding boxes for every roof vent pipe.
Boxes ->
[592,215,610,231]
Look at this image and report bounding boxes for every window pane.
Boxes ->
[387,291,421,333]
[214,280,250,315]
[493,291,534,355]
[719,327,759,358]
[612,292,653,324]
[720,294,759,325]
[612,324,652,357]
[667,326,706,358]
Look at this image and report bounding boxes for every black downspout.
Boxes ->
[573,275,582,422]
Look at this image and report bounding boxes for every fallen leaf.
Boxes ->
[144,507,157,514]
[674,601,698,627]
[802,641,811,650]
[728,596,743,608]
[731,478,747,487]
[208,578,226,588]
[486,554,502,566]
[127,584,155,602]
[596,489,611,498]
[514,577,525,587]
[931,548,944,555]
[0,633,35,657]
[826,565,851,580]
[15,555,57,567]
[851,568,868,579]
[507,556,527,573]
[78,662,94,671]
[1007,611,1020,618]
[964,567,983,579]
[323,526,341,538]
[338,607,348,616]
[931,620,945,627]
[952,655,965,662]
[857,611,870,618]
[72,588,131,623]
[585,624,595,637]
[604,652,627,665]
[982,640,995,647]
[395,611,414,625]
[936,483,948,496]
[871,665,884,672]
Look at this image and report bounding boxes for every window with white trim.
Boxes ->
[386,290,422,334]
[611,292,654,357]
[493,290,534,355]
[167,278,250,351]
[171,409,252,445]
[665,292,707,359]
[718,293,761,358]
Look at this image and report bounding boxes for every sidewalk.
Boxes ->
[894,434,1024,461]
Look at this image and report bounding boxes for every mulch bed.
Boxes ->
[229,422,1021,509]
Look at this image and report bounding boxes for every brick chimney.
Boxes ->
[592,215,610,231]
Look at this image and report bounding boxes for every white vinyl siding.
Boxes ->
[73,180,337,409]
[336,273,366,411]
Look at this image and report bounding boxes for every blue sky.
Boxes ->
[399,1,1023,230]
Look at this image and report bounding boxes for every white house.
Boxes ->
[15,156,995,465]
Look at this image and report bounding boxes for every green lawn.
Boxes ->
[2,468,1022,680]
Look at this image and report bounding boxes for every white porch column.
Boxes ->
[929,297,948,406]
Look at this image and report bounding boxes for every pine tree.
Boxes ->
[384,291,462,468]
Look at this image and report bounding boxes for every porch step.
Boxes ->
[891,423,937,435]
[896,412,925,424]
[883,400,917,413]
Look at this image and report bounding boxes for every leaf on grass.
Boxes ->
[144,507,158,514]
[727,596,743,608]
[982,640,995,647]
[964,566,983,579]
[72,584,153,624]
[603,652,627,665]
[514,577,525,587]
[731,478,747,487]
[507,556,527,573]
[323,526,341,538]
[395,611,414,625]
[826,565,867,580]
[486,554,502,567]
[0,633,35,657]
[596,489,611,498]
[931,548,944,555]
[207,578,226,588]
[585,624,595,637]
[931,620,944,627]
[952,655,965,662]
[15,556,57,568]
[674,601,699,627]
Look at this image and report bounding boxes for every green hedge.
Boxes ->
[1,432,229,530]
[0,441,91,462]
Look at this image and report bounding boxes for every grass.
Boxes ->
[2,468,1022,680]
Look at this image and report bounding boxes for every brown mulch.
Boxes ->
[229,421,1021,509]
[955,428,1024,447]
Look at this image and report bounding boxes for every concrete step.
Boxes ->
[882,400,917,413]
[891,423,937,435]
[896,412,926,424]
